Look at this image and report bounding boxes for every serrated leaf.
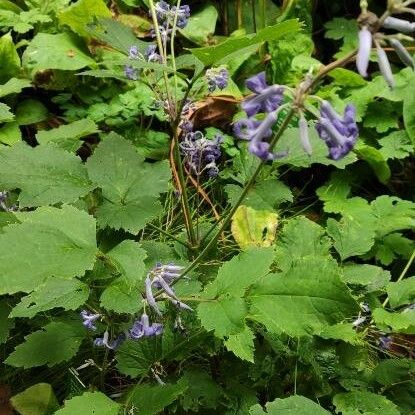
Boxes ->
[0,205,97,294]
[22,32,95,73]
[373,308,415,333]
[231,206,278,251]
[0,77,31,98]
[249,258,358,336]
[250,395,331,415]
[0,120,20,145]
[5,321,85,368]
[333,391,401,415]
[379,130,413,160]
[55,392,120,415]
[0,32,20,83]
[341,264,390,292]
[318,323,362,345]
[386,277,415,308]
[127,379,188,415]
[58,0,111,38]
[355,144,391,184]
[36,119,99,152]
[0,299,14,344]
[0,102,14,122]
[10,277,89,318]
[225,325,255,362]
[10,383,59,415]
[403,74,415,145]
[86,133,170,234]
[15,99,48,125]
[190,20,300,65]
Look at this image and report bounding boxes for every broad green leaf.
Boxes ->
[0,102,14,122]
[127,379,188,415]
[274,216,331,272]
[371,232,414,265]
[328,68,367,87]
[355,144,391,184]
[250,395,331,415]
[403,76,415,144]
[379,130,413,160]
[86,133,170,234]
[333,391,400,415]
[372,358,415,386]
[0,78,30,98]
[364,101,400,133]
[324,18,358,57]
[386,277,415,308]
[5,321,85,368]
[190,20,300,65]
[58,0,111,38]
[0,32,20,83]
[373,308,415,333]
[231,206,278,250]
[0,142,93,207]
[10,277,89,318]
[36,119,99,152]
[22,32,95,73]
[55,392,120,415]
[318,323,362,345]
[0,121,21,145]
[0,299,14,344]
[180,4,218,45]
[100,240,147,314]
[249,257,358,336]
[15,99,48,125]
[0,9,51,34]
[327,216,376,260]
[0,205,97,294]
[341,264,390,292]
[225,325,255,362]
[10,383,59,415]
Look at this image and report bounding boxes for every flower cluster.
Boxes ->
[124,43,163,80]
[145,263,193,315]
[179,131,223,177]
[233,72,286,161]
[80,310,101,331]
[357,13,415,88]
[155,1,190,29]
[178,98,195,133]
[315,100,358,160]
[206,68,229,92]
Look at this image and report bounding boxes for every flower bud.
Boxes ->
[382,16,415,34]
[389,38,415,69]
[376,43,395,89]
[357,27,372,77]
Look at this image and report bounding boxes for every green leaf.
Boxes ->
[0,102,14,122]
[100,240,147,314]
[328,68,367,87]
[22,32,95,73]
[180,4,218,45]
[15,99,48,125]
[0,142,93,207]
[127,379,188,415]
[58,0,111,38]
[86,133,170,234]
[403,75,415,145]
[0,77,31,98]
[231,206,278,250]
[10,277,89,318]
[5,321,85,368]
[224,325,255,362]
[250,395,331,415]
[10,383,59,415]
[379,130,413,160]
[0,32,20,83]
[333,391,401,415]
[0,299,14,344]
[324,18,358,58]
[0,205,97,294]
[0,121,21,145]
[249,258,358,336]
[341,264,390,292]
[318,323,362,345]
[55,392,120,415]
[373,308,415,333]
[355,144,391,184]
[36,119,99,152]
[386,277,415,308]
[190,20,300,65]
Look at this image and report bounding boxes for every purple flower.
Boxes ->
[129,45,139,59]
[206,68,229,92]
[80,310,101,331]
[153,1,190,29]
[242,72,284,117]
[357,27,372,78]
[379,335,392,350]
[124,65,138,80]
[389,39,415,69]
[233,118,264,141]
[376,42,395,89]
[145,44,162,63]
[129,313,163,340]
[382,16,415,34]
[316,101,358,160]
[94,331,126,350]
[179,131,223,176]
[172,4,190,29]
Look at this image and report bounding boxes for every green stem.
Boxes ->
[146,222,191,248]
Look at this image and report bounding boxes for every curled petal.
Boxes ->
[383,16,415,34]
[376,43,395,89]
[389,39,415,69]
[357,27,372,77]
[245,71,267,93]
[299,114,312,156]
[155,276,180,300]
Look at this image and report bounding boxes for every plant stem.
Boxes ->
[146,222,192,248]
